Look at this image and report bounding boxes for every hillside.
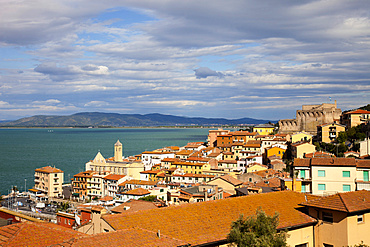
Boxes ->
[0,112,272,127]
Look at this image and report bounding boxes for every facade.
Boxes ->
[33,166,64,198]
[290,132,313,144]
[253,124,275,135]
[294,157,370,195]
[141,151,175,171]
[341,109,370,128]
[291,142,316,158]
[317,122,346,143]
[85,141,145,179]
[279,101,342,135]
[359,138,370,157]
[207,174,243,195]
[301,190,370,246]
[103,174,127,198]
[207,128,230,147]
[72,170,96,200]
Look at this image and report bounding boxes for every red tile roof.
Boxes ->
[301,190,370,213]
[344,109,370,115]
[211,174,243,186]
[111,200,158,214]
[35,166,63,173]
[68,228,187,246]
[356,159,370,168]
[103,174,126,181]
[0,221,84,246]
[103,191,317,246]
[123,188,151,196]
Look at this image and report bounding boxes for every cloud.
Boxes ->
[1,1,370,120]
[194,67,224,79]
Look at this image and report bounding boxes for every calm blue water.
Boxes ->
[0,128,212,195]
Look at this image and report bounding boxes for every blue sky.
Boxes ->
[0,0,369,121]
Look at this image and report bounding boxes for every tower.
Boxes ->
[114,140,123,162]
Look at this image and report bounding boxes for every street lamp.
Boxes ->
[25,179,27,193]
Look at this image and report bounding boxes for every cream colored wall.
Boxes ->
[291,132,312,144]
[347,212,370,246]
[311,166,356,195]
[247,164,267,173]
[320,124,345,143]
[207,179,235,194]
[286,225,314,247]
[127,162,145,179]
[295,143,316,158]
[315,210,348,246]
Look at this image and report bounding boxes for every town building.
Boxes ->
[253,124,275,135]
[85,141,144,179]
[341,109,370,128]
[33,166,64,198]
[317,122,346,143]
[294,157,370,195]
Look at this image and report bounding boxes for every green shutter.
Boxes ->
[364,171,369,182]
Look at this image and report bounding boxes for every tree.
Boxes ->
[227,208,287,247]
[138,195,157,202]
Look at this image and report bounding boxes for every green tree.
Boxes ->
[227,208,287,247]
[138,195,157,202]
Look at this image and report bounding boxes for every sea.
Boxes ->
[0,127,221,196]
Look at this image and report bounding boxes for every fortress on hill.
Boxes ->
[278,101,342,135]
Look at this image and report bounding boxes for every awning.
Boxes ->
[72,193,80,197]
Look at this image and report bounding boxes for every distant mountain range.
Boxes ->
[0,112,273,127]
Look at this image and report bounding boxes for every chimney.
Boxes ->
[157,230,161,238]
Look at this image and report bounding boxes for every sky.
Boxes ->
[0,0,369,121]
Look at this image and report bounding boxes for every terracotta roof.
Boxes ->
[218,160,237,164]
[210,174,243,187]
[111,200,158,214]
[301,190,370,213]
[99,195,113,201]
[35,166,63,173]
[356,159,370,168]
[304,151,335,158]
[119,180,157,187]
[123,188,151,196]
[63,228,187,247]
[176,150,193,155]
[344,109,370,115]
[103,191,316,246]
[255,177,281,188]
[0,221,84,246]
[104,174,126,181]
[142,151,174,154]
[311,157,356,166]
[293,158,311,167]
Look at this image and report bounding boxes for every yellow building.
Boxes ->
[317,122,346,143]
[265,146,286,159]
[291,142,316,158]
[246,163,268,173]
[302,190,370,246]
[253,124,275,135]
[341,109,370,128]
[33,166,64,198]
[291,132,313,144]
[170,161,210,174]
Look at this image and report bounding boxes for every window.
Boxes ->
[318,184,326,191]
[364,171,369,182]
[301,184,306,193]
[343,184,351,192]
[358,214,364,223]
[318,170,326,177]
[322,212,333,223]
[299,170,305,179]
[342,171,350,177]
[295,244,308,247]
